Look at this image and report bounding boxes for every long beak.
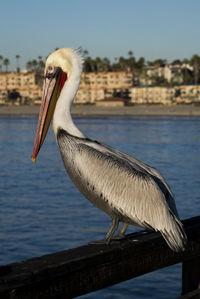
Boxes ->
[31,68,64,162]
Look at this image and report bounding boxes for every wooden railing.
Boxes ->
[0,216,200,299]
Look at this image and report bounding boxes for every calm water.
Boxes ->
[0,115,200,298]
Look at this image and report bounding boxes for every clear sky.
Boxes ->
[1,0,200,70]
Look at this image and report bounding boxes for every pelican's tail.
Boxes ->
[161,213,187,252]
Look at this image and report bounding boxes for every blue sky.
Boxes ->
[1,0,200,70]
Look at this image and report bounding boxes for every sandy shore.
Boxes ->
[0,104,200,116]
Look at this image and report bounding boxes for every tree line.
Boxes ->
[83,50,200,85]
[83,50,200,70]
[0,55,45,73]
[0,50,200,85]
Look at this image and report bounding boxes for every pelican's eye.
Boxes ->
[47,65,54,72]
[45,65,58,79]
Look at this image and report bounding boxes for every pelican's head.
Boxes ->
[31,47,81,162]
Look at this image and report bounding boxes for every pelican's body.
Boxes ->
[32,47,187,252]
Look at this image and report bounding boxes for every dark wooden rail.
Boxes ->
[0,216,200,299]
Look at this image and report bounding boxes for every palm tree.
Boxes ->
[182,58,189,85]
[0,55,3,72]
[37,56,45,73]
[83,56,93,73]
[128,50,133,57]
[3,58,10,72]
[26,60,33,71]
[38,59,45,71]
[128,51,135,73]
[137,57,145,70]
[15,55,20,69]
[94,57,102,72]
[118,57,127,70]
[190,54,200,85]
[102,57,111,72]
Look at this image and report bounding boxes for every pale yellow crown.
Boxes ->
[45,48,73,77]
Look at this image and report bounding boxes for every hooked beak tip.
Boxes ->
[31,156,36,163]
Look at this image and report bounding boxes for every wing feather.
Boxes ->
[75,143,175,230]
[57,129,187,251]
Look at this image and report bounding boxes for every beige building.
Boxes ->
[0,70,199,106]
[80,72,133,89]
[130,85,200,104]
[130,87,175,104]
[178,85,200,103]
[0,72,42,103]
[0,71,133,104]
[75,71,133,103]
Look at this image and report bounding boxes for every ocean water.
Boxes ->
[0,114,200,298]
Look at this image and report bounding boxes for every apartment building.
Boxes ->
[179,85,200,102]
[80,72,133,89]
[0,71,133,104]
[130,87,175,104]
[0,70,199,105]
[130,85,200,104]
[76,88,104,103]
[75,71,133,103]
[0,72,42,102]
[141,64,193,86]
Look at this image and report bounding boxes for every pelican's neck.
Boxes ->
[53,50,85,138]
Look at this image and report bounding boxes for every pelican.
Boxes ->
[32,47,187,252]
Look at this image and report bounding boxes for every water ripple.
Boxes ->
[0,115,200,298]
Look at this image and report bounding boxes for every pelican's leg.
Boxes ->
[88,218,119,245]
[117,222,128,238]
[104,218,119,243]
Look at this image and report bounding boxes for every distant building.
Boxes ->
[0,72,42,103]
[140,63,193,86]
[0,69,199,106]
[178,85,200,102]
[130,85,200,104]
[130,87,175,104]
[75,71,133,103]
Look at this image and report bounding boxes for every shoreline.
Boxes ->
[0,104,200,116]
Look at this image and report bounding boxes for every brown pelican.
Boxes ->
[32,47,187,252]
